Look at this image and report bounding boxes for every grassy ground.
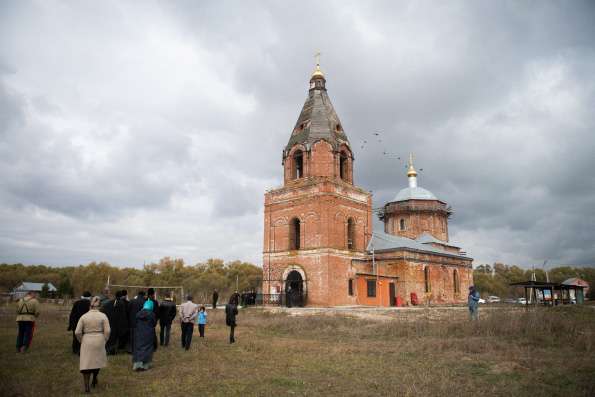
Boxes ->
[0,303,594,396]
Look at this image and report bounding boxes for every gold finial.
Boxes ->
[311,50,325,79]
[407,152,417,177]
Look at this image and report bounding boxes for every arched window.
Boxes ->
[293,150,303,179]
[424,266,431,293]
[289,218,301,250]
[347,218,355,250]
[453,269,460,294]
[399,218,406,231]
[339,152,349,181]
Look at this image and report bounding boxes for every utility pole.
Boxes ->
[371,242,380,307]
[543,260,549,282]
[529,265,536,304]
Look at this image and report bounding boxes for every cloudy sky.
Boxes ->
[1,1,594,268]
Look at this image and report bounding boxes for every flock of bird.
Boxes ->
[358,131,424,172]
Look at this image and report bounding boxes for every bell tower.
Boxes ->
[263,58,372,306]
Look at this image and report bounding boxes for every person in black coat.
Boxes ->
[225,300,239,344]
[229,290,240,306]
[212,290,219,309]
[127,291,145,353]
[101,291,118,355]
[113,290,129,351]
[68,291,91,354]
[132,300,157,371]
[157,294,176,346]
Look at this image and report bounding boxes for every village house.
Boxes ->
[12,281,57,300]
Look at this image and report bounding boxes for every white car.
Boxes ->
[516,298,527,305]
[478,298,486,304]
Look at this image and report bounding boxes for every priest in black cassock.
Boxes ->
[102,290,122,355]
[68,291,91,355]
[114,290,130,351]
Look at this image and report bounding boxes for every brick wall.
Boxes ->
[383,200,450,241]
[264,178,372,253]
[353,250,473,306]
[283,141,354,185]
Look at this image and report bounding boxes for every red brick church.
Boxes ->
[262,62,473,307]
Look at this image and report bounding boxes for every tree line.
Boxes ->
[0,257,262,303]
[473,263,594,299]
[2,259,592,301]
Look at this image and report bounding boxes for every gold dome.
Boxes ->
[311,64,325,79]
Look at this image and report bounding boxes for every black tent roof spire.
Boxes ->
[285,54,350,153]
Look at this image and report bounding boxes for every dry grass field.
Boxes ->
[0,303,594,396]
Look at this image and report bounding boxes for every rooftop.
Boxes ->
[285,64,350,153]
[416,232,459,248]
[367,231,468,259]
[394,186,438,201]
[14,282,57,292]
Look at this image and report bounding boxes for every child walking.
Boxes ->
[197,306,207,338]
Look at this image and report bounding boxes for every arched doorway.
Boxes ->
[285,270,304,307]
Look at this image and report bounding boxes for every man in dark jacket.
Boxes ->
[158,294,176,346]
[68,291,91,355]
[229,290,240,306]
[101,290,119,355]
[468,285,480,320]
[114,290,130,351]
[99,288,111,307]
[127,291,145,353]
[212,290,219,309]
[225,301,238,344]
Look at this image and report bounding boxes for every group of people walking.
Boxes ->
[66,289,239,392]
[17,284,481,393]
[16,288,241,393]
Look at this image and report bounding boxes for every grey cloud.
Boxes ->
[0,1,594,267]
[0,80,24,135]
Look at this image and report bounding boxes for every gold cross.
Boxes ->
[315,51,321,67]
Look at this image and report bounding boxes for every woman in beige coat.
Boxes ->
[75,296,111,393]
